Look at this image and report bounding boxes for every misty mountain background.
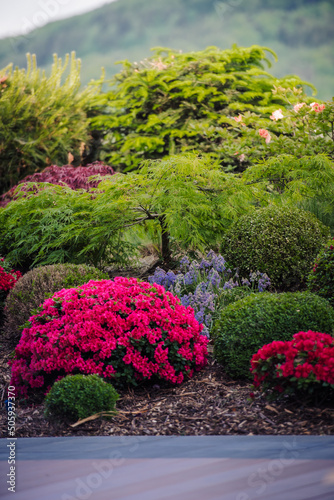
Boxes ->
[0,0,333,99]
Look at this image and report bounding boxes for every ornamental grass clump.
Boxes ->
[44,374,119,422]
[3,263,108,346]
[148,250,270,336]
[212,292,334,379]
[250,331,334,403]
[10,277,208,397]
[307,237,334,306]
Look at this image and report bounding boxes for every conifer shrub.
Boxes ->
[44,374,119,422]
[10,278,208,397]
[0,162,115,208]
[0,52,100,194]
[212,292,334,379]
[3,263,108,345]
[91,45,315,173]
[307,237,334,306]
[221,205,330,290]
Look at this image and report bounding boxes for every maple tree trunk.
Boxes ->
[158,215,172,264]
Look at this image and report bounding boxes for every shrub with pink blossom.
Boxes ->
[0,257,22,324]
[250,331,334,403]
[10,277,208,397]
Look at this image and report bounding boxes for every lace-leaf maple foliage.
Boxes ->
[1,153,333,270]
[0,162,115,208]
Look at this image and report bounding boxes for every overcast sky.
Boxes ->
[0,0,118,39]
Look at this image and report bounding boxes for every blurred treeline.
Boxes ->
[0,0,333,99]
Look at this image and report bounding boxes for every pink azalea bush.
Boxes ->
[10,277,208,397]
[250,331,334,401]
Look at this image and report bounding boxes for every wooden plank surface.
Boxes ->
[1,436,334,500]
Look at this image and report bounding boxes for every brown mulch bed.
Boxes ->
[1,338,334,438]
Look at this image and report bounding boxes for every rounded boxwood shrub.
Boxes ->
[3,263,108,345]
[10,277,208,397]
[307,237,334,306]
[212,291,334,379]
[44,374,119,422]
[221,205,330,290]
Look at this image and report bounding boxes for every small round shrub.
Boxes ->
[307,237,334,306]
[3,263,108,345]
[221,205,330,290]
[10,277,208,397]
[212,292,334,379]
[44,374,119,422]
[250,331,334,402]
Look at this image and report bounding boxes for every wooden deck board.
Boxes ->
[1,436,334,500]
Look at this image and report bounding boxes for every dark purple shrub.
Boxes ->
[0,162,115,207]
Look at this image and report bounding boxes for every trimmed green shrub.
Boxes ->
[212,291,334,379]
[44,374,119,422]
[221,205,330,290]
[307,237,334,306]
[3,263,108,345]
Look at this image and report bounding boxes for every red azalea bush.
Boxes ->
[251,331,334,401]
[0,258,22,319]
[10,277,208,397]
[0,161,115,207]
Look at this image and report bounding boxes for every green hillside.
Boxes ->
[0,0,333,99]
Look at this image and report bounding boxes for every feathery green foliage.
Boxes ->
[0,182,133,269]
[243,154,334,203]
[88,154,258,261]
[0,52,101,194]
[2,153,334,269]
[0,155,257,267]
[243,154,334,232]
